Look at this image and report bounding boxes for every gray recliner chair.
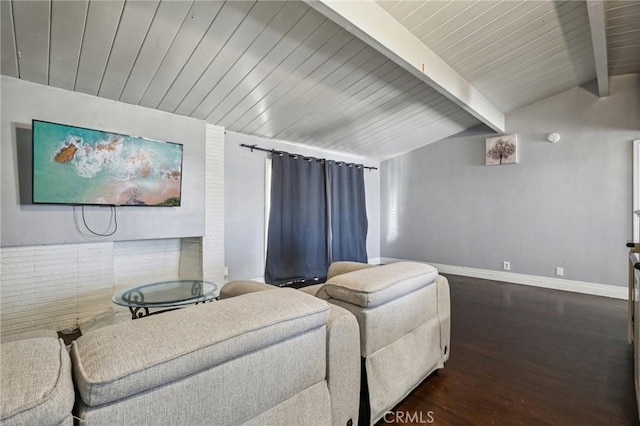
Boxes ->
[302,262,451,425]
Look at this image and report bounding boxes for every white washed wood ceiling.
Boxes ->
[605,0,640,75]
[1,0,636,159]
[377,0,599,113]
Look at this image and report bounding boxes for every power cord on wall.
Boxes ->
[81,205,118,236]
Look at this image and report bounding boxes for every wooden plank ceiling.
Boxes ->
[0,1,636,159]
[377,0,598,113]
[605,0,640,75]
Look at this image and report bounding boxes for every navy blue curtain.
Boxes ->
[265,154,329,284]
[326,162,368,264]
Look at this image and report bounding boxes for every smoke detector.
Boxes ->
[547,133,560,143]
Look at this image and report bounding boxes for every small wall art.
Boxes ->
[486,134,517,165]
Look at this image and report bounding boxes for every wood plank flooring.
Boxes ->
[380,274,638,425]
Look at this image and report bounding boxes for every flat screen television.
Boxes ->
[32,120,184,206]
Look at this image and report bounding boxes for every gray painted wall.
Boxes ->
[1,76,206,246]
[225,131,380,280]
[381,74,640,288]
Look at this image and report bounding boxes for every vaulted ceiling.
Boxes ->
[1,0,638,160]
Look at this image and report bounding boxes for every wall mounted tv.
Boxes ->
[32,120,183,206]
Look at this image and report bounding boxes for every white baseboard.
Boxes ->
[380,257,628,300]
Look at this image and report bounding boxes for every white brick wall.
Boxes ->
[0,125,225,337]
[179,237,203,279]
[113,239,182,292]
[0,243,113,334]
[203,124,225,282]
[0,240,186,334]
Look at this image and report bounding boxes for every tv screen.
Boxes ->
[32,120,183,206]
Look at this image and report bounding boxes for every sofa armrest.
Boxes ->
[219,280,277,299]
[1,337,75,426]
[328,262,375,280]
[326,304,360,426]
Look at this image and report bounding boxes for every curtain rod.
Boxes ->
[239,143,378,171]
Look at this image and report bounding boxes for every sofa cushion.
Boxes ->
[71,288,330,406]
[1,336,75,426]
[318,262,438,308]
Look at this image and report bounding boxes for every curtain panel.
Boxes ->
[326,161,368,264]
[265,154,329,285]
[265,154,368,285]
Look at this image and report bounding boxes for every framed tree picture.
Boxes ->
[486,134,517,165]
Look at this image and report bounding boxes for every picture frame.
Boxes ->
[486,134,517,166]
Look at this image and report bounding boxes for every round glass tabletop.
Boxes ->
[112,279,221,309]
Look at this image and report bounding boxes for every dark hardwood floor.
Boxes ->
[381,274,638,425]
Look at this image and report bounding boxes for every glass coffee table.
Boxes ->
[113,280,221,319]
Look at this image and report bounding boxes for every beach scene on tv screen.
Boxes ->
[33,121,183,206]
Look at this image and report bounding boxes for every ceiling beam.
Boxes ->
[304,0,505,132]
[586,0,609,97]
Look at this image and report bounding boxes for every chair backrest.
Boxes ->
[317,262,438,357]
[72,289,333,425]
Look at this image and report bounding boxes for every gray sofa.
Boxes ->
[222,261,451,425]
[1,288,360,426]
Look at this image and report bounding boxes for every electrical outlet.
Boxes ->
[556,267,564,277]
[224,266,229,277]
[503,261,510,271]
